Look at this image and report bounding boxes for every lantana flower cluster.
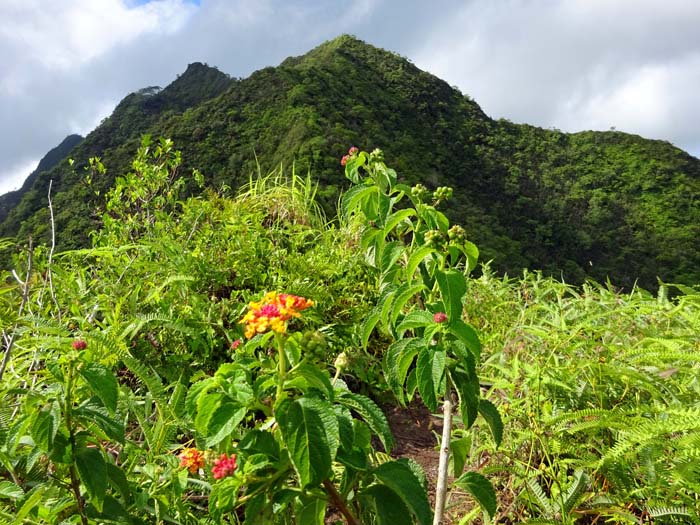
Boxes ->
[340,146,359,166]
[178,448,238,480]
[240,292,314,339]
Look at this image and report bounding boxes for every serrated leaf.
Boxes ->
[185,377,216,418]
[450,434,471,477]
[285,363,334,400]
[75,402,125,443]
[416,347,445,412]
[396,310,435,335]
[277,398,339,487]
[0,481,23,500]
[341,184,376,219]
[31,402,59,452]
[436,269,466,322]
[295,494,326,525]
[406,246,437,281]
[449,319,481,359]
[455,471,497,518]
[380,241,404,273]
[13,485,47,524]
[363,484,411,525]
[205,402,246,447]
[80,362,118,414]
[337,391,393,452]
[384,208,416,235]
[361,305,382,349]
[194,392,223,437]
[390,283,426,327]
[373,461,433,525]
[75,446,107,513]
[478,399,503,447]
[333,405,355,451]
[385,338,421,401]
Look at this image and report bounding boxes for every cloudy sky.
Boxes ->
[1,0,699,194]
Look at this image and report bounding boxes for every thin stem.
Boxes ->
[0,238,33,383]
[433,378,453,525]
[323,478,362,525]
[275,334,287,402]
[64,363,89,525]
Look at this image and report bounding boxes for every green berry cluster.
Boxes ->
[301,330,328,361]
[411,183,431,203]
[433,186,453,203]
[448,225,467,243]
[424,229,446,248]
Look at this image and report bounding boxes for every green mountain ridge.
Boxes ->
[2,35,699,290]
[0,133,84,224]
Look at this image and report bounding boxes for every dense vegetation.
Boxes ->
[2,36,700,290]
[1,142,698,524]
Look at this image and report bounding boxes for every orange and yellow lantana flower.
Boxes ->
[240,292,313,339]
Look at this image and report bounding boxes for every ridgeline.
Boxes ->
[2,35,699,290]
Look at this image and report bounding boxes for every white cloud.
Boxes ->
[0,0,197,94]
[1,0,699,193]
[0,158,38,195]
[413,0,700,154]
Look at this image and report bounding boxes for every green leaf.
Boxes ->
[31,402,59,452]
[385,338,421,401]
[390,283,426,327]
[285,363,334,400]
[337,391,393,452]
[449,319,481,359]
[478,399,503,447]
[194,392,223,437]
[360,305,382,349]
[454,471,497,518]
[363,484,411,525]
[384,208,416,235]
[436,269,466,322]
[205,402,246,447]
[406,246,437,281]
[396,310,435,335]
[416,347,445,412]
[75,402,125,443]
[13,485,47,525]
[295,494,326,525]
[373,461,433,525]
[333,405,355,451]
[80,362,118,414]
[450,434,471,477]
[277,397,339,487]
[75,446,108,513]
[341,184,376,219]
[379,240,404,274]
[0,481,23,500]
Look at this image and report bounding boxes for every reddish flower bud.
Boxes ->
[211,453,238,479]
[433,312,448,324]
[341,154,350,166]
[348,146,358,155]
[72,339,87,350]
[230,339,242,350]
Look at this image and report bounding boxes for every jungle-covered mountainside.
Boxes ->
[2,35,699,290]
[0,133,84,224]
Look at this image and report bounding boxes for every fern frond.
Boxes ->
[558,469,589,516]
[526,478,555,518]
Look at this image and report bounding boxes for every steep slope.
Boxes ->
[0,134,84,224]
[2,36,699,290]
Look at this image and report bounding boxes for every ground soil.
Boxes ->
[325,402,477,525]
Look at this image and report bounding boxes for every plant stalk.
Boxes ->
[275,334,287,401]
[433,380,453,525]
[322,478,362,525]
